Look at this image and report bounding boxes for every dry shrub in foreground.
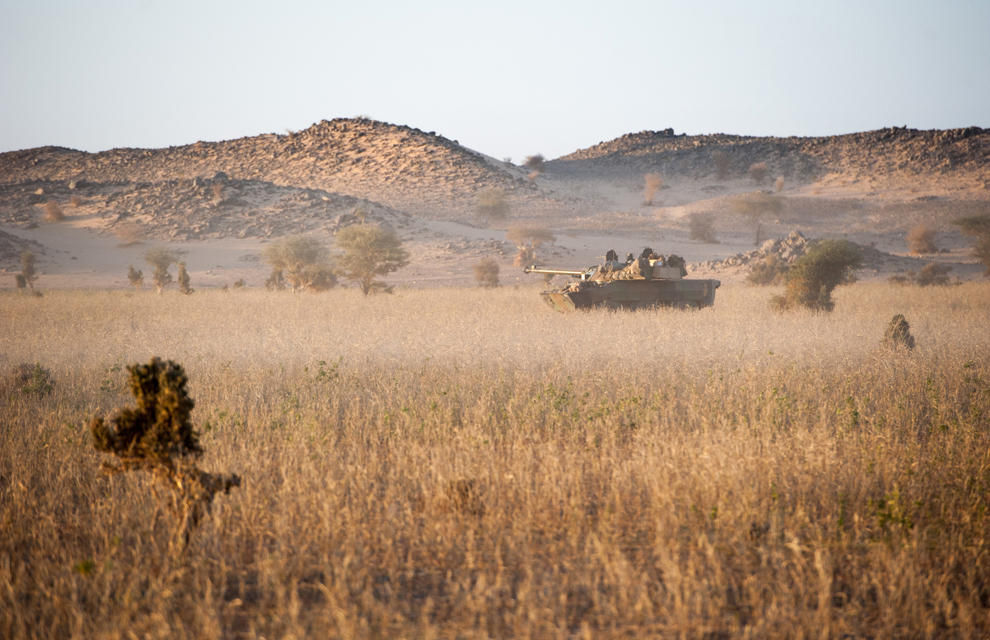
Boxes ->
[882,314,915,350]
[473,257,500,287]
[91,358,240,551]
[771,239,861,311]
[907,223,937,254]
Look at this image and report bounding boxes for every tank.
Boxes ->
[524,248,720,311]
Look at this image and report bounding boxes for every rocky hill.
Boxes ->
[549,126,990,195]
[0,118,554,219]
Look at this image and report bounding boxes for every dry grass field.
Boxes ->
[2,283,989,638]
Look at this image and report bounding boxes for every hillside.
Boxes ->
[549,126,989,197]
[0,118,556,219]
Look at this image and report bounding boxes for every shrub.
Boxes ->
[514,246,536,268]
[476,188,509,224]
[262,236,337,292]
[506,225,555,250]
[4,363,54,396]
[69,195,82,207]
[688,213,717,243]
[882,314,915,350]
[473,257,500,288]
[19,250,38,292]
[771,239,861,312]
[233,279,246,289]
[730,192,783,245]
[335,224,409,295]
[643,173,663,206]
[144,247,178,294]
[953,214,990,275]
[746,255,788,285]
[915,262,952,286]
[43,201,65,222]
[907,224,937,254]
[91,358,240,551]
[177,262,193,295]
[127,265,143,289]
[523,154,545,174]
[749,162,768,184]
[774,177,785,193]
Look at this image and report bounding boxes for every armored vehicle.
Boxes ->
[525,248,720,311]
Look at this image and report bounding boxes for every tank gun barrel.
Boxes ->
[524,266,592,280]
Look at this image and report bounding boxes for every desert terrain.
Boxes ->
[2,121,989,638]
[1,119,987,289]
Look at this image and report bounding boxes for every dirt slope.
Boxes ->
[0,118,557,219]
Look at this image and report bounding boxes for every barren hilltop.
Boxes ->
[0,119,987,287]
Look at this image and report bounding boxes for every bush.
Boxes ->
[746,255,788,285]
[127,265,143,289]
[643,173,663,206]
[506,226,555,250]
[91,358,240,551]
[19,250,38,292]
[4,363,54,396]
[262,236,337,292]
[882,314,915,350]
[144,247,178,294]
[473,257,500,288]
[688,213,717,243]
[177,262,193,295]
[953,214,990,275]
[335,224,409,295]
[771,239,861,312]
[907,224,937,254]
[774,177,785,193]
[43,201,65,222]
[476,188,509,224]
[523,154,545,174]
[915,262,952,286]
[749,162,768,184]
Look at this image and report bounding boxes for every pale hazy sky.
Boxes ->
[2,0,988,160]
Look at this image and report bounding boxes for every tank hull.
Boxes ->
[540,278,720,311]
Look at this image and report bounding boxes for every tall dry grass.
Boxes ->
[1,283,989,637]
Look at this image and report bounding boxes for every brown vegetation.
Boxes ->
[43,201,65,222]
[688,213,717,243]
[748,161,768,184]
[643,173,663,205]
[953,214,990,274]
[0,285,988,637]
[771,239,861,311]
[476,188,509,224]
[472,257,500,288]
[907,223,937,254]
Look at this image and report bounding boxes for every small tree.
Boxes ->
[749,162,768,184]
[19,250,38,292]
[907,223,937,254]
[335,223,409,295]
[730,192,783,245]
[177,262,193,295]
[43,201,65,222]
[882,314,915,350]
[262,236,337,292]
[771,239,861,312]
[476,188,509,224]
[127,265,143,289]
[144,247,178,294]
[643,173,663,206]
[953,214,990,275]
[473,257,500,287]
[688,213,717,243]
[915,262,952,286]
[91,358,240,551]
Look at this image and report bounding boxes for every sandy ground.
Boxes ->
[1,170,984,291]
